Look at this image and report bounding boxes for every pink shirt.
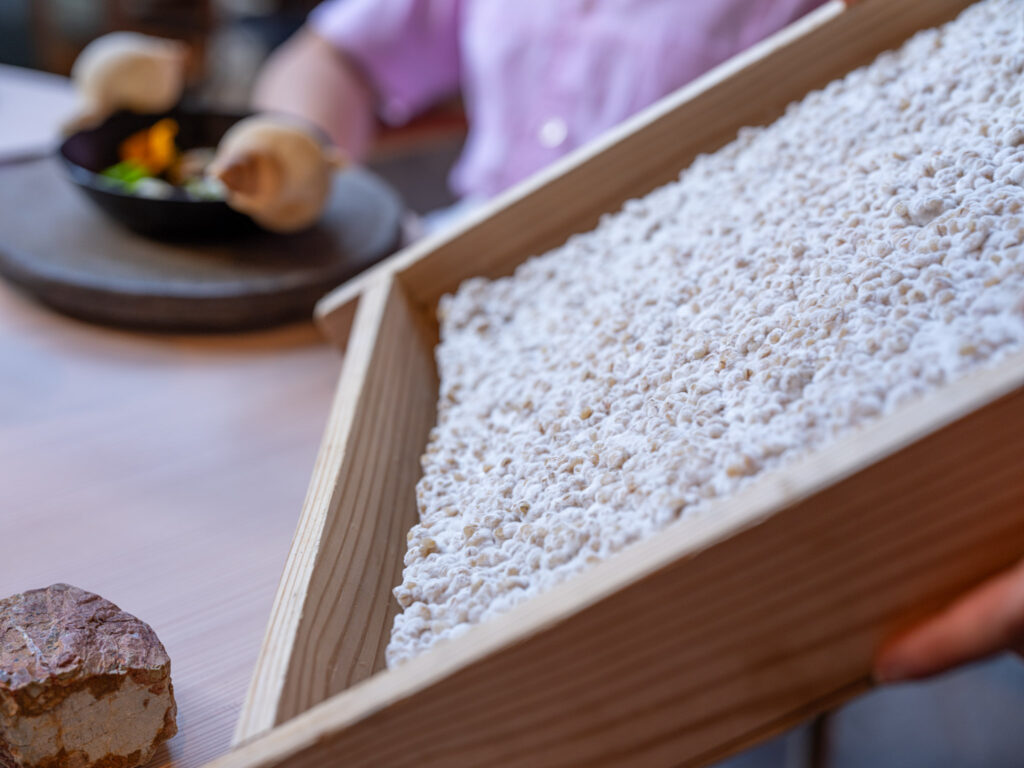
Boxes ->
[311,0,826,199]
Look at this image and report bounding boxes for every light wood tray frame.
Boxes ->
[211,1,1024,765]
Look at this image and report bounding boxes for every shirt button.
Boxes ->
[538,117,568,148]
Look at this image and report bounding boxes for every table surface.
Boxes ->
[6,60,1024,768]
[0,64,342,767]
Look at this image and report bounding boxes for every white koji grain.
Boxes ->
[386,0,1024,665]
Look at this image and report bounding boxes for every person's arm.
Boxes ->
[874,557,1024,682]
[253,0,462,164]
[252,27,376,161]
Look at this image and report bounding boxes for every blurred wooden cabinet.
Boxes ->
[30,0,213,76]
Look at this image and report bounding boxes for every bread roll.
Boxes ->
[66,32,187,133]
[0,584,177,768]
[209,114,346,233]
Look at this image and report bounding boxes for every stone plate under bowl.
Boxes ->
[0,140,404,331]
[59,108,255,240]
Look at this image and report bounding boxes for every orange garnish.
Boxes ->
[119,118,180,175]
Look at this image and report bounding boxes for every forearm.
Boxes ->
[252,27,375,161]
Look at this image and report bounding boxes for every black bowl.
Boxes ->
[59,108,257,240]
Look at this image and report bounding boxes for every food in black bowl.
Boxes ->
[59,109,258,240]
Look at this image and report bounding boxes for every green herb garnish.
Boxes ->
[99,160,152,191]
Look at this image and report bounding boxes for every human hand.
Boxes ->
[874,557,1024,683]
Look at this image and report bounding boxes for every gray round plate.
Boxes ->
[0,158,403,332]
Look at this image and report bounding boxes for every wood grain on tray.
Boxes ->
[224,2,1024,768]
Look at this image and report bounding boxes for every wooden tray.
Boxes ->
[0,158,403,332]
[210,1,1024,766]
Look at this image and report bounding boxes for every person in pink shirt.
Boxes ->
[254,0,825,203]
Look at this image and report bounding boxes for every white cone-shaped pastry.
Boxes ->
[66,32,188,133]
[208,115,346,233]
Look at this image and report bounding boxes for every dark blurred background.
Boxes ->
[0,0,463,214]
[0,0,313,106]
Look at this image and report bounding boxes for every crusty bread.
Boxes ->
[65,32,187,133]
[209,114,345,233]
[0,584,176,768]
